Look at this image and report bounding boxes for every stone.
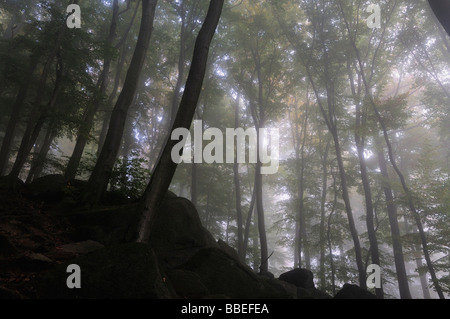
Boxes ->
[14,253,53,271]
[25,174,67,202]
[279,268,315,290]
[179,247,284,299]
[60,240,104,254]
[36,243,173,299]
[217,239,239,261]
[333,283,377,299]
[150,196,218,268]
[166,269,210,299]
[0,234,17,257]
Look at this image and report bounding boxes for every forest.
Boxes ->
[0,0,449,300]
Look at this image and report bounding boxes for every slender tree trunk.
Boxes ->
[0,55,38,175]
[97,4,139,157]
[357,51,445,300]
[327,169,338,296]
[375,137,412,299]
[26,124,58,183]
[170,1,187,126]
[242,186,256,261]
[306,67,367,289]
[233,95,244,262]
[8,52,64,184]
[339,0,444,298]
[347,60,383,297]
[136,0,224,243]
[292,102,309,269]
[64,0,119,181]
[82,0,158,205]
[319,138,330,291]
[249,49,269,274]
[355,109,383,298]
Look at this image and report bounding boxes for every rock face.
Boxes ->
[279,268,315,289]
[278,268,332,299]
[5,185,344,299]
[37,243,172,299]
[333,283,377,299]
[150,195,218,268]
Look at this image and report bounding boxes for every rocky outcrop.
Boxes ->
[279,268,332,299]
[333,283,377,299]
[37,243,172,299]
[2,180,376,299]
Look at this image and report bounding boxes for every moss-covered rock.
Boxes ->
[36,243,173,299]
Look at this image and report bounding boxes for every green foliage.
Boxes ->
[109,151,151,200]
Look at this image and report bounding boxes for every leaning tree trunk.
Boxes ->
[26,123,58,183]
[64,0,120,181]
[0,55,38,175]
[82,0,158,205]
[136,0,224,243]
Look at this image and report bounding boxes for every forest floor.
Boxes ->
[0,188,79,298]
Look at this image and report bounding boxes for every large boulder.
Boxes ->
[178,247,289,299]
[279,268,315,289]
[36,243,172,299]
[25,174,67,203]
[65,204,140,245]
[149,195,218,268]
[278,268,332,299]
[333,283,377,299]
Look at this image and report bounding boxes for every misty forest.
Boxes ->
[0,0,449,300]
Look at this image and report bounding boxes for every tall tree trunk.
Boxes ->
[319,138,330,291]
[170,1,187,126]
[347,60,383,297]
[248,48,270,274]
[97,4,139,157]
[306,67,367,289]
[136,0,224,243]
[233,95,244,262]
[26,123,58,183]
[354,105,383,297]
[0,55,38,175]
[327,169,338,295]
[375,137,412,299]
[339,0,444,298]
[242,186,256,261]
[292,101,309,269]
[354,44,445,300]
[82,0,158,205]
[64,0,120,181]
[8,52,64,185]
